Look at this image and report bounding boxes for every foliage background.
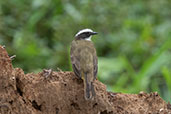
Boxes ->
[0,0,171,102]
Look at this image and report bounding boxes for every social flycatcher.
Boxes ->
[70,29,98,100]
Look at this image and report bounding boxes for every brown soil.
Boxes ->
[0,45,171,114]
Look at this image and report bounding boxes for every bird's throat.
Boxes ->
[85,36,92,41]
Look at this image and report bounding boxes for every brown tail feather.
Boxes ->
[84,73,95,100]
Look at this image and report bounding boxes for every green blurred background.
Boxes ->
[0,0,171,102]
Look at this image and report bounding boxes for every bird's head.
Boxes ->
[75,29,98,41]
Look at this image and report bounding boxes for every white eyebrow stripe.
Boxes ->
[75,29,93,37]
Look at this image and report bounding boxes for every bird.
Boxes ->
[70,28,98,100]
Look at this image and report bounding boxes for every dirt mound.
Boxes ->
[0,45,170,114]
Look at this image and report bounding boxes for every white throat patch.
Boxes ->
[85,36,92,41]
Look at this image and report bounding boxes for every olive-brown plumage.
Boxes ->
[70,29,98,100]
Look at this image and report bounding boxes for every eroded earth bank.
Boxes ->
[0,45,171,114]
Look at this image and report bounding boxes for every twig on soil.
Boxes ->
[2,45,5,48]
[57,67,63,72]
[10,55,16,60]
[42,69,53,78]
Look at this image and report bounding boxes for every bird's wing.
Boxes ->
[93,53,98,79]
[70,41,81,78]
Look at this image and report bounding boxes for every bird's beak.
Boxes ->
[91,32,98,35]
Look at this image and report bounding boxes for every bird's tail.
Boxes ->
[84,72,96,100]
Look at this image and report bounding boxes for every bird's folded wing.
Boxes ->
[70,45,81,78]
[93,55,98,79]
